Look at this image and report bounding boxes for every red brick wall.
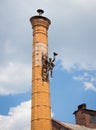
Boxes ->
[86,114,96,128]
[75,110,86,126]
[75,110,96,128]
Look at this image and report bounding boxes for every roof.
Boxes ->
[73,109,96,115]
[62,122,96,130]
[52,119,96,130]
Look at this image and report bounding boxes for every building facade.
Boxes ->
[74,104,96,129]
[52,104,96,130]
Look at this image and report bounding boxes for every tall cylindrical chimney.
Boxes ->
[30,9,52,130]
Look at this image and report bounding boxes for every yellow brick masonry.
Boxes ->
[30,15,52,130]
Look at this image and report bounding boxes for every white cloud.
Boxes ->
[48,0,96,71]
[73,72,96,91]
[0,100,54,130]
[51,110,54,118]
[72,0,96,10]
[83,82,96,91]
[0,100,31,130]
[0,62,31,95]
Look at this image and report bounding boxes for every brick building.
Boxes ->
[52,104,96,130]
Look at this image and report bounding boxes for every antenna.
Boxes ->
[37,9,44,16]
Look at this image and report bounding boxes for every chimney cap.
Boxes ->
[30,9,51,26]
[78,103,86,110]
[73,103,86,115]
[37,9,44,16]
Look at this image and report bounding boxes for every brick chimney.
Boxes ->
[30,9,52,130]
[73,103,96,128]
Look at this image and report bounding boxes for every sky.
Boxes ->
[0,0,96,129]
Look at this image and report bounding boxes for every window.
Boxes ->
[90,115,96,124]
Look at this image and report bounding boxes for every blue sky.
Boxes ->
[0,0,96,129]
